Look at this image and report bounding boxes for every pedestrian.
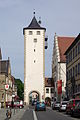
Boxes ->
[0,102,1,109]
[11,100,14,109]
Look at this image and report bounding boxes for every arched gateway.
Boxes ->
[23,14,46,105]
[29,91,40,104]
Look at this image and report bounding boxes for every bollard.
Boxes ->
[14,108,15,115]
[10,109,12,118]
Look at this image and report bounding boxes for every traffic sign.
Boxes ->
[5,84,9,90]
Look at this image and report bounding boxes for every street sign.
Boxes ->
[5,84,9,90]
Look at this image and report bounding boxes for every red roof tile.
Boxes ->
[45,78,54,87]
[57,37,75,62]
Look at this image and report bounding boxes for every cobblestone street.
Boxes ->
[0,106,27,120]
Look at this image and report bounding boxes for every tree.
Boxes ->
[15,78,24,100]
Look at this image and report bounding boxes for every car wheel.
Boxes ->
[8,106,10,108]
[35,108,37,111]
[20,106,22,109]
[44,108,46,111]
[66,110,68,114]
[59,109,61,112]
[71,111,74,117]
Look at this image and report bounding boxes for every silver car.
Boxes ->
[59,101,68,111]
[52,101,60,110]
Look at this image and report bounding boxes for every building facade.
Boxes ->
[45,78,54,105]
[52,34,75,101]
[65,33,80,99]
[0,57,12,107]
[23,15,46,104]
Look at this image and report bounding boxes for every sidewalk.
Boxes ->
[0,106,27,120]
[0,108,6,120]
[10,108,26,120]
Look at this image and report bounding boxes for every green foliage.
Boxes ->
[15,78,24,100]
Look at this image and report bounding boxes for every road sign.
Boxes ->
[5,84,9,90]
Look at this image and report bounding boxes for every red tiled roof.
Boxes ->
[45,78,54,87]
[57,37,75,62]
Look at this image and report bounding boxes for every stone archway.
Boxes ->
[29,91,40,104]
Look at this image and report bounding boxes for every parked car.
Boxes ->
[52,102,56,110]
[66,98,80,116]
[6,100,24,109]
[52,101,60,110]
[32,100,37,106]
[16,101,24,109]
[6,101,12,108]
[59,101,68,112]
[35,101,46,111]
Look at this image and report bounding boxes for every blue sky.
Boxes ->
[0,0,80,82]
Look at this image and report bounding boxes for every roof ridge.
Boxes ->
[58,36,75,38]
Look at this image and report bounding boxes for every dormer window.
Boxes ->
[37,31,40,35]
[29,31,32,35]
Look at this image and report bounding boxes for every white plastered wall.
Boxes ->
[24,29,45,104]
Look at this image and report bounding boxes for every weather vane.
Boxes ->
[33,9,35,16]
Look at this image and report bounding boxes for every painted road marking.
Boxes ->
[33,110,38,120]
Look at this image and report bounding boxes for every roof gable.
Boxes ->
[58,36,75,62]
[0,60,10,75]
[45,78,54,87]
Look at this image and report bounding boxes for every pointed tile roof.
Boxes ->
[23,16,46,34]
[28,16,41,28]
[57,36,75,62]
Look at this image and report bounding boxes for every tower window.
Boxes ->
[34,60,36,63]
[34,38,37,43]
[29,31,32,35]
[37,31,40,35]
[51,88,54,93]
[34,49,35,52]
[46,88,49,93]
